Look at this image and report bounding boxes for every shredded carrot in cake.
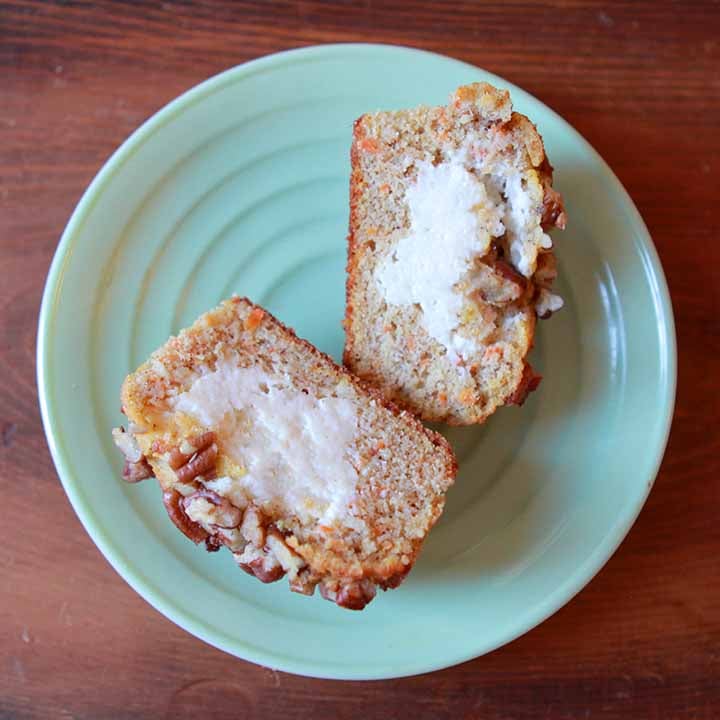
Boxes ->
[244,307,265,332]
[359,137,379,153]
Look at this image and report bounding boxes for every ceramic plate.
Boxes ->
[38,44,676,679]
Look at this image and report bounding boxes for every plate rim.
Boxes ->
[37,42,677,680]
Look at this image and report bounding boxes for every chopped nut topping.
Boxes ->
[541,184,567,230]
[506,363,542,406]
[182,490,242,530]
[175,444,217,483]
[240,506,265,548]
[266,529,306,580]
[378,567,410,590]
[319,578,377,610]
[162,489,208,544]
[167,431,215,469]
[122,458,154,483]
[164,432,218,484]
[289,569,318,596]
[112,426,142,464]
[234,546,284,584]
[215,527,246,553]
[112,426,154,483]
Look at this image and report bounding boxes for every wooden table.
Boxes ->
[2,1,718,717]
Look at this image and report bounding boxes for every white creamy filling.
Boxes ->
[171,363,360,526]
[375,160,505,363]
[502,173,534,276]
[375,154,560,362]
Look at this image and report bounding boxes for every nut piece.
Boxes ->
[112,427,154,483]
[289,570,318,596]
[266,530,306,581]
[319,578,377,610]
[240,506,266,548]
[541,184,567,230]
[533,252,563,319]
[379,567,411,590]
[175,444,218,482]
[493,259,528,291]
[534,251,558,290]
[112,426,142,463]
[182,490,242,530]
[122,458,154,483]
[473,259,526,305]
[167,432,218,484]
[162,489,208,544]
[506,363,542,406]
[167,432,215,469]
[214,527,247,553]
[538,158,567,231]
[181,490,247,553]
[234,546,284,583]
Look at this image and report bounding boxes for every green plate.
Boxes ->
[37,44,676,679]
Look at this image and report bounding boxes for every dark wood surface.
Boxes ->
[2,1,719,717]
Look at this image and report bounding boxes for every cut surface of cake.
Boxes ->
[113,297,456,610]
[344,82,566,425]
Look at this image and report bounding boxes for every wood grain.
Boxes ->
[2,1,719,717]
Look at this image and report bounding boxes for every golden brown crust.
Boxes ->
[343,117,368,378]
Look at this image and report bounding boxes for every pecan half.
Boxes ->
[167,433,218,483]
[506,363,542,406]
[319,578,377,611]
[162,489,208,544]
[176,444,217,482]
[214,527,246,553]
[167,432,215,469]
